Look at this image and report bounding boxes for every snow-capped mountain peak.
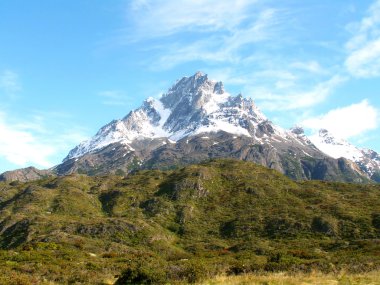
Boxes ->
[310,129,363,160]
[56,72,380,183]
[65,72,271,160]
[64,72,379,183]
[309,128,380,177]
[160,71,223,110]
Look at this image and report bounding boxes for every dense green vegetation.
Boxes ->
[0,159,379,284]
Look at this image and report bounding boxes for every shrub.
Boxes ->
[176,260,209,283]
[372,213,380,230]
[115,258,169,285]
[115,265,168,284]
[311,216,337,236]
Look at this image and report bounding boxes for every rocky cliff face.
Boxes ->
[54,72,371,183]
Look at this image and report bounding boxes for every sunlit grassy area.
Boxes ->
[202,271,380,285]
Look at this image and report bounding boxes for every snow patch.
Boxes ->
[309,132,363,161]
[193,119,251,138]
[203,92,230,114]
[271,137,282,143]
[302,150,312,157]
[152,99,171,134]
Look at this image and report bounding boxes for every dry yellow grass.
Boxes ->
[201,271,380,285]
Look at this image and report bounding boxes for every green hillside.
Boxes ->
[0,159,379,284]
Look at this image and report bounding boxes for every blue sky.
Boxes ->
[0,0,380,172]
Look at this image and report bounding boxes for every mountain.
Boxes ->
[63,71,266,160]
[0,159,379,283]
[1,72,377,183]
[310,129,380,182]
[54,72,370,182]
[0,166,52,183]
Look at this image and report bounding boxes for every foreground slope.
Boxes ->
[0,159,379,283]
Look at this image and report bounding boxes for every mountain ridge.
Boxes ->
[1,72,379,182]
[54,72,374,183]
[0,166,51,183]
[310,128,380,182]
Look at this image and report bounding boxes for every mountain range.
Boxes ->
[1,72,380,182]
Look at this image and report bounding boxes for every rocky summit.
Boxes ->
[1,72,379,182]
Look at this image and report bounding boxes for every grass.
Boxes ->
[203,271,380,285]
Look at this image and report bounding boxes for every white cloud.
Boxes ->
[125,0,340,112]
[0,111,87,169]
[149,8,278,70]
[128,0,258,39]
[122,1,376,114]
[0,112,54,167]
[207,62,342,111]
[251,75,346,111]
[345,0,380,77]
[99,90,130,106]
[0,70,21,94]
[346,38,380,77]
[345,0,380,50]
[291,60,325,74]
[302,100,379,139]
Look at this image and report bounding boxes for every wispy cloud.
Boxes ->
[125,1,341,112]
[0,110,88,169]
[119,0,285,71]
[250,74,347,111]
[302,100,379,139]
[346,39,380,77]
[290,60,326,74]
[128,0,259,39]
[146,8,279,70]
[99,90,131,106]
[0,112,54,167]
[0,70,21,95]
[119,0,379,116]
[207,64,343,111]
[345,0,380,77]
